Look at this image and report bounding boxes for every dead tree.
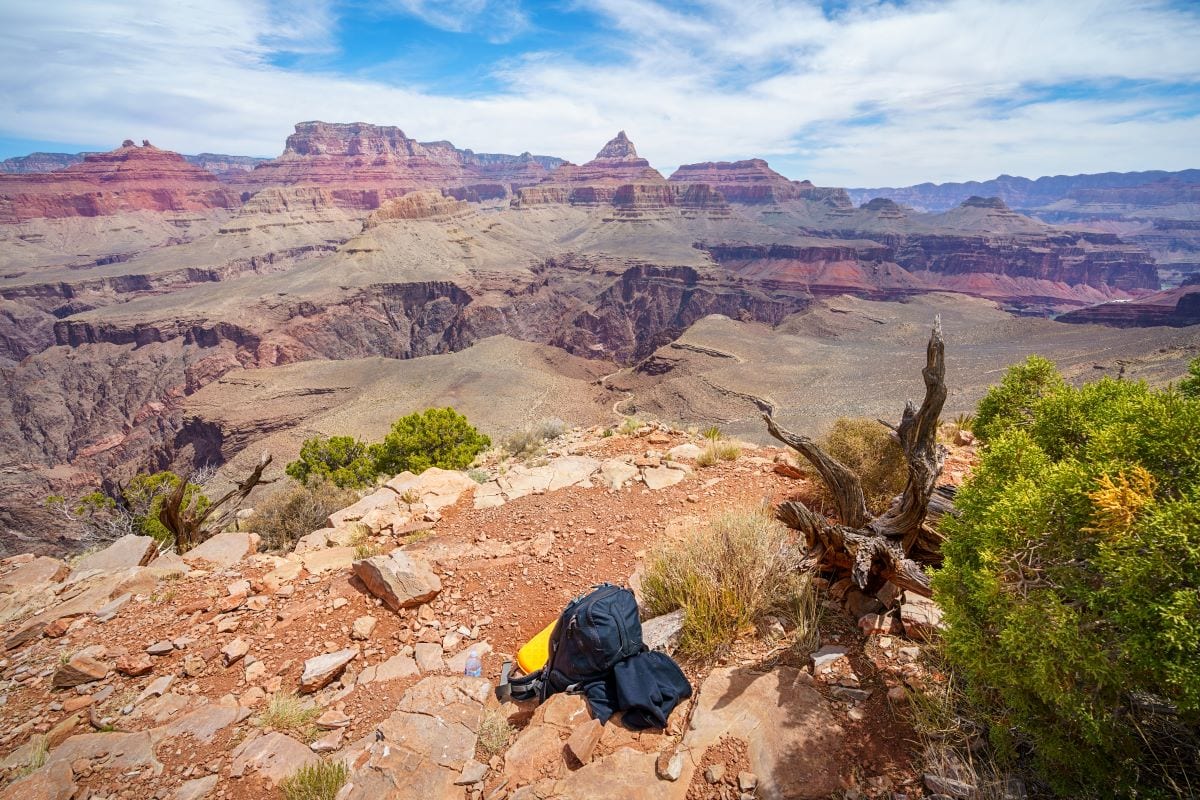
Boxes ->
[160,453,275,552]
[763,318,948,597]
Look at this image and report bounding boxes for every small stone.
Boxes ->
[227,579,251,597]
[315,708,352,730]
[655,749,685,782]
[455,758,488,786]
[183,654,207,677]
[62,694,96,712]
[53,653,112,688]
[299,648,357,692]
[43,618,72,638]
[116,655,154,677]
[147,640,175,656]
[565,718,602,766]
[215,616,240,634]
[310,727,344,753]
[245,660,268,683]
[414,642,444,673]
[924,774,976,799]
[331,597,349,610]
[222,638,250,667]
[351,616,377,641]
[705,764,725,784]
[738,771,758,792]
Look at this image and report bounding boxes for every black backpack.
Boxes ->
[507,583,643,703]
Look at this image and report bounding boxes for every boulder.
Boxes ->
[642,609,684,654]
[352,551,441,611]
[598,459,640,489]
[667,443,704,460]
[900,596,945,640]
[329,487,403,529]
[52,652,112,688]
[300,647,358,692]
[182,531,257,569]
[642,466,686,491]
[0,556,69,593]
[566,718,603,765]
[70,534,157,577]
[387,467,478,510]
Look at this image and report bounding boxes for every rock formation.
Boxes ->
[0,141,240,222]
[669,158,852,206]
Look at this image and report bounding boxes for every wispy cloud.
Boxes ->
[0,0,1197,185]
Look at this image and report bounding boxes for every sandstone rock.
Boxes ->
[52,653,111,688]
[221,638,249,666]
[900,596,945,640]
[598,458,640,489]
[310,727,345,753]
[739,771,759,791]
[445,640,491,674]
[387,467,480,510]
[642,609,684,654]
[810,645,849,673]
[666,443,704,460]
[300,647,358,692]
[172,774,218,800]
[116,654,154,677]
[0,556,69,592]
[147,640,174,656]
[316,708,352,729]
[655,748,685,781]
[182,531,257,569]
[642,465,686,490]
[455,758,488,785]
[70,534,157,577]
[352,551,441,611]
[43,618,72,638]
[0,759,75,800]
[351,616,377,640]
[93,592,131,622]
[706,764,726,784]
[566,718,603,765]
[229,731,319,784]
[301,546,356,574]
[414,642,445,673]
[357,653,420,684]
[551,747,660,800]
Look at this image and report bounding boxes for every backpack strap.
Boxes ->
[507,667,545,702]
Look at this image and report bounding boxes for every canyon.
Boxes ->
[0,124,1198,549]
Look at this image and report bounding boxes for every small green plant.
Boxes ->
[258,691,321,740]
[641,510,812,658]
[503,418,567,458]
[241,479,358,553]
[601,428,613,438]
[1179,355,1200,398]
[701,424,723,441]
[695,439,740,468]
[371,407,491,475]
[12,735,49,778]
[952,412,975,432]
[398,488,421,505]
[279,760,349,800]
[286,435,377,489]
[477,707,515,758]
[618,416,642,435]
[468,468,490,484]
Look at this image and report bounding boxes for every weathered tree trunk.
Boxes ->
[764,318,949,597]
[160,453,274,552]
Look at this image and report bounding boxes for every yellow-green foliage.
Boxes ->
[371,407,491,475]
[242,479,358,553]
[641,510,812,658]
[258,691,321,740]
[695,438,740,467]
[477,707,515,758]
[286,435,377,488]
[820,417,906,513]
[279,761,349,800]
[934,364,1200,798]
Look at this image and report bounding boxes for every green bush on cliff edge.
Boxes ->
[286,407,491,488]
[934,356,1200,797]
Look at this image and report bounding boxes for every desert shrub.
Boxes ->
[258,691,321,740]
[503,417,566,458]
[934,366,1200,798]
[279,761,348,800]
[819,417,906,514]
[286,435,377,489]
[701,424,723,441]
[468,468,490,484]
[695,438,740,468]
[973,355,1065,442]
[1179,355,1200,398]
[49,471,209,546]
[370,407,491,475]
[641,510,811,658]
[477,707,515,758]
[618,416,642,435]
[242,479,358,552]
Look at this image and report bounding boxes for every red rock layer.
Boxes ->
[236,122,562,206]
[0,141,240,222]
[668,159,851,207]
[515,132,671,210]
[363,191,471,226]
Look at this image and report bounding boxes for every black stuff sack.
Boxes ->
[582,649,693,729]
[508,583,642,703]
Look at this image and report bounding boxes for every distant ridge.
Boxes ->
[1,150,269,176]
[847,169,1200,213]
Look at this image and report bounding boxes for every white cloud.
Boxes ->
[0,0,1197,185]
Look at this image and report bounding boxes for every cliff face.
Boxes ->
[1057,287,1200,327]
[668,159,852,207]
[0,141,240,222]
[237,122,564,204]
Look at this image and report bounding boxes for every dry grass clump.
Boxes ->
[503,418,567,458]
[695,439,741,467]
[258,691,321,740]
[279,761,349,800]
[618,416,642,435]
[641,510,814,658]
[819,417,906,514]
[477,707,516,758]
[242,479,358,553]
[11,735,48,778]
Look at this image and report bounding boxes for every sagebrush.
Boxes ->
[242,479,358,552]
[819,417,906,513]
[641,510,812,658]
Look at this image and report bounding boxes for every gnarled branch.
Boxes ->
[161,453,274,552]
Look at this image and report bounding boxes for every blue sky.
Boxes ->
[1,0,1198,185]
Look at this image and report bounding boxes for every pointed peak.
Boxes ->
[595,131,638,160]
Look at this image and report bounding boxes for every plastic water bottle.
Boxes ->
[464,648,482,678]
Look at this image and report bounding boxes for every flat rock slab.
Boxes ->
[172,775,219,800]
[300,546,356,574]
[642,466,686,491]
[182,531,256,569]
[341,676,490,800]
[329,487,403,529]
[0,760,75,800]
[682,666,845,800]
[352,551,441,611]
[599,458,640,489]
[70,534,157,578]
[230,731,318,785]
[358,653,420,684]
[386,467,478,510]
[0,556,69,593]
[667,443,705,460]
[552,746,661,799]
[642,609,684,654]
[300,647,358,692]
[52,653,112,688]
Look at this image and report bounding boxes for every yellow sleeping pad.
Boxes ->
[517,619,557,674]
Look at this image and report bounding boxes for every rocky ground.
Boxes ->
[0,424,978,800]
